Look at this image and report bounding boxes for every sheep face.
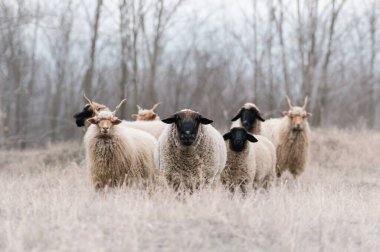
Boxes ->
[283,107,311,131]
[231,104,265,132]
[73,102,107,127]
[223,127,258,152]
[162,109,213,146]
[283,96,312,131]
[87,111,122,135]
[132,103,160,121]
[132,110,158,121]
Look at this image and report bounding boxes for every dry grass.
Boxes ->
[1,128,380,252]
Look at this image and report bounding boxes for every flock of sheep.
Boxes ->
[73,95,311,194]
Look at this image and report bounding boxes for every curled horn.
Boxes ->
[151,102,161,111]
[285,95,293,109]
[113,99,127,115]
[136,105,143,111]
[302,96,309,110]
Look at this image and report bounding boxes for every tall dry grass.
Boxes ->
[1,129,380,251]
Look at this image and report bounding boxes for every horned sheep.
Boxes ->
[132,103,161,121]
[260,96,312,178]
[83,97,159,190]
[221,127,275,193]
[156,109,227,192]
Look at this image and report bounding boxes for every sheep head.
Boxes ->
[162,109,213,146]
[73,94,108,127]
[231,103,265,132]
[223,127,258,152]
[87,99,126,135]
[131,102,161,121]
[283,96,312,131]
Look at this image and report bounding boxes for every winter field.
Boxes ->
[1,128,380,252]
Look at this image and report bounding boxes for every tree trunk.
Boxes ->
[83,0,102,98]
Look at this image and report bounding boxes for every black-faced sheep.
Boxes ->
[222,127,276,193]
[131,103,161,121]
[156,109,227,192]
[83,98,159,190]
[231,103,266,134]
[260,96,312,178]
[73,94,107,127]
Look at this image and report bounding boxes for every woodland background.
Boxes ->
[0,0,378,148]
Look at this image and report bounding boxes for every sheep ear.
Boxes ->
[282,111,289,116]
[223,132,231,140]
[112,118,122,125]
[256,112,266,122]
[231,109,242,121]
[247,134,258,143]
[162,116,177,124]
[87,118,98,125]
[199,116,213,125]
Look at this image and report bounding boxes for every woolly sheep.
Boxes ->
[121,120,166,139]
[260,96,312,178]
[222,127,275,192]
[131,103,161,121]
[83,97,159,190]
[156,109,227,192]
[230,103,265,134]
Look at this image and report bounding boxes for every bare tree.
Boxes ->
[82,0,102,98]
[314,0,347,126]
[143,0,185,102]
[367,0,377,128]
[274,0,290,96]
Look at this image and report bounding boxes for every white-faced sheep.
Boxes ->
[260,96,312,178]
[230,103,266,134]
[221,127,275,193]
[131,103,161,121]
[83,97,159,190]
[156,109,227,192]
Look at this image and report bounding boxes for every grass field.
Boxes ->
[1,128,380,251]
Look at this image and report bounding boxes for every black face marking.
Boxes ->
[224,127,258,152]
[73,104,94,127]
[162,111,213,146]
[232,107,265,132]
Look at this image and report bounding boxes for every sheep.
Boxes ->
[73,94,107,127]
[156,109,227,192]
[221,127,276,193]
[260,96,312,178]
[121,120,166,139]
[131,103,161,121]
[83,97,159,190]
[73,98,166,139]
[230,103,266,134]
